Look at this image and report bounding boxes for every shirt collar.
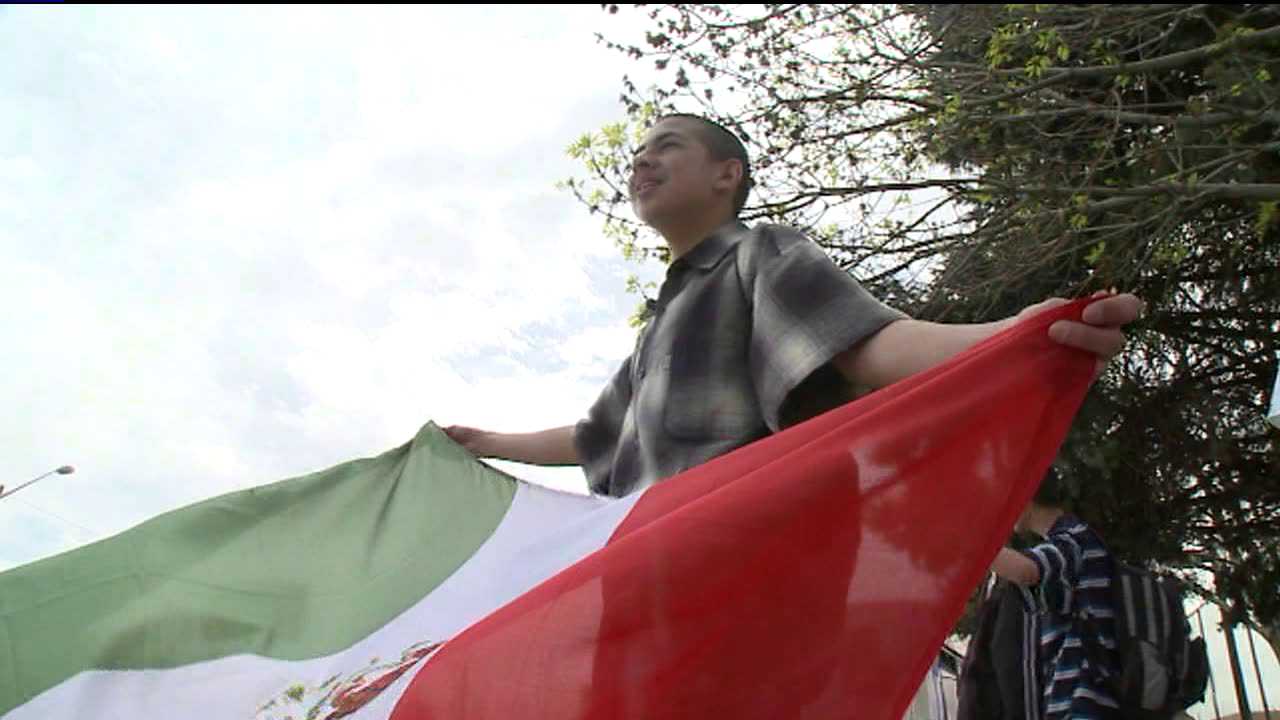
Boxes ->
[671,220,746,272]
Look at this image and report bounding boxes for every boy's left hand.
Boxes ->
[1017,292,1145,375]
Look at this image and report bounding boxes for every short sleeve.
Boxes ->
[740,225,906,431]
[1020,533,1083,616]
[574,355,634,495]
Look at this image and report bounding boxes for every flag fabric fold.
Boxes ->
[0,300,1097,720]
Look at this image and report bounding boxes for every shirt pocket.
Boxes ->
[661,341,761,441]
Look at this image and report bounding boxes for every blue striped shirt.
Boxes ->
[1020,514,1120,720]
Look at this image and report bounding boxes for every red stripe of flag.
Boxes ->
[391,300,1096,720]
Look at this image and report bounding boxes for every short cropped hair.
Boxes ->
[1031,466,1070,509]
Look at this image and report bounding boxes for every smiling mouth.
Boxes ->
[636,180,662,194]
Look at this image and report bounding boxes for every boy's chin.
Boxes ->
[634,207,671,230]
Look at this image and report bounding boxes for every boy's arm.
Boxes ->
[832,294,1143,390]
[443,425,580,466]
[831,317,1005,391]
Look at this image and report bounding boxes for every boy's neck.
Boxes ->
[659,210,737,260]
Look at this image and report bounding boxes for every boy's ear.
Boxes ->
[713,158,744,193]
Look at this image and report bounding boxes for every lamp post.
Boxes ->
[0,466,75,502]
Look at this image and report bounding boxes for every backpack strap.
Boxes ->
[1077,608,1121,686]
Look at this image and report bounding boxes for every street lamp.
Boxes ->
[0,465,75,501]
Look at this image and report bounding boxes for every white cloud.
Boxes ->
[0,5,653,567]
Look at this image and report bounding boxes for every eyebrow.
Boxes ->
[633,131,682,158]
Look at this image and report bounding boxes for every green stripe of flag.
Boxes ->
[0,423,516,715]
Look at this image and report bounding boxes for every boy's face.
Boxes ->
[1014,505,1033,535]
[629,117,738,229]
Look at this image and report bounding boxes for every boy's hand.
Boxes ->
[1016,291,1145,376]
[442,425,497,457]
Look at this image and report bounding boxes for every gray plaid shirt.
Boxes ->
[574,221,905,498]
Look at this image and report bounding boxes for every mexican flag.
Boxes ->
[0,302,1097,720]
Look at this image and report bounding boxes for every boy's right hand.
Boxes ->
[441,424,579,466]
[442,425,497,457]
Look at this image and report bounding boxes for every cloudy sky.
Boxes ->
[1,6,1274,714]
[1,5,665,568]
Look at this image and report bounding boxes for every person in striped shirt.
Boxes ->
[992,468,1121,720]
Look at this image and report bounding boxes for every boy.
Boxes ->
[447,114,1143,498]
[991,469,1121,720]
